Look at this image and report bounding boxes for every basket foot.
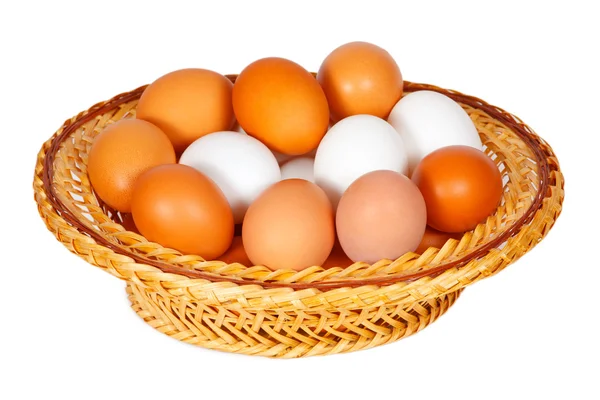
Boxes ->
[126,283,462,358]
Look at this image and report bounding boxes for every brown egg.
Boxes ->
[415,226,463,254]
[336,170,427,263]
[87,119,176,212]
[412,145,503,233]
[318,42,403,121]
[242,179,335,271]
[131,164,234,258]
[137,69,235,153]
[321,240,353,269]
[219,236,252,265]
[233,58,329,155]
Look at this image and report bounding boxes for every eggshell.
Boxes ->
[336,170,427,263]
[415,226,463,254]
[137,69,234,153]
[387,90,483,173]
[280,157,314,182]
[412,145,503,233]
[234,119,319,164]
[179,131,280,223]
[318,41,403,121]
[233,57,329,155]
[87,119,176,212]
[131,164,234,258]
[242,179,335,271]
[314,115,408,208]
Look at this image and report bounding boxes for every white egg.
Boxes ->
[179,131,281,223]
[274,146,319,165]
[314,115,408,207]
[233,122,297,165]
[387,90,483,173]
[280,157,315,182]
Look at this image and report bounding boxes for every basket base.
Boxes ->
[127,283,461,358]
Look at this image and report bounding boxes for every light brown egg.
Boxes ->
[336,170,427,263]
[137,69,235,153]
[318,41,403,121]
[233,57,330,155]
[87,119,176,212]
[242,179,335,271]
[131,164,234,258]
[415,226,463,254]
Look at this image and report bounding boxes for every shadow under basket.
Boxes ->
[33,78,564,358]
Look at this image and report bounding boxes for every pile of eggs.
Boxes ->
[88,41,503,271]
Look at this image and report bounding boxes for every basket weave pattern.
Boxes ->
[33,79,564,357]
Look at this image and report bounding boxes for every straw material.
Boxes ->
[33,78,564,357]
[127,282,460,357]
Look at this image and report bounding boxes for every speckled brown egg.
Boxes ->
[87,119,176,212]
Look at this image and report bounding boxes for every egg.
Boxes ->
[415,226,463,254]
[336,170,427,263]
[273,143,319,165]
[387,90,483,173]
[137,69,234,153]
[318,41,403,121]
[87,119,176,212]
[231,122,290,163]
[242,179,335,271]
[280,157,314,182]
[314,114,408,207]
[219,236,252,265]
[234,119,320,164]
[233,57,329,155]
[412,145,503,233]
[131,164,234,258]
[179,131,280,224]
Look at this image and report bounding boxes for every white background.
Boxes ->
[1,1,598,399]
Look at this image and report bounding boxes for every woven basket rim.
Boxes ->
[40,77,553,291]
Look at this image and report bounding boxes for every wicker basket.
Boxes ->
[33,77,564,358]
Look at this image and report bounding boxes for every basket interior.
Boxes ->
[47,84,543,286]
